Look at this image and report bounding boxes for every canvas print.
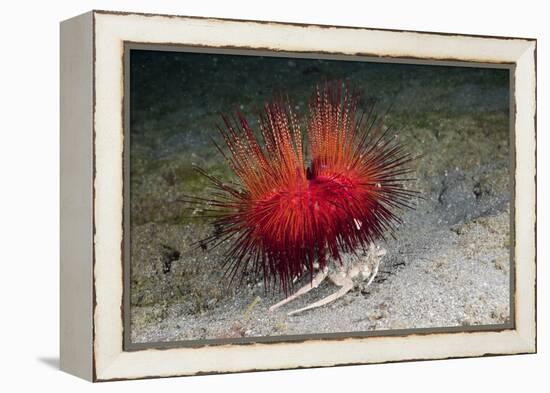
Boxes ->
[127,49,511,345]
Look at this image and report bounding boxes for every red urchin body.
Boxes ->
[194,83,416,292]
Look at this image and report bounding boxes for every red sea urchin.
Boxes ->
[192,83,417,293]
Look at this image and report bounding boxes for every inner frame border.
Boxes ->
[122,42,517,352]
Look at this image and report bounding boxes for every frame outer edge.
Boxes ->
[509,41,537,353]
[59,11,95,381]
[91,11,538,380]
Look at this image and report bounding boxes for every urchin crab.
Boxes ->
[187,82,417,312]
[269,243,386,316]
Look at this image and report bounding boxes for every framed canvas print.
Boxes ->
[60,10,537,381]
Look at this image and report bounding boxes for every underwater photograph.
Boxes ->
[127,48,512,345]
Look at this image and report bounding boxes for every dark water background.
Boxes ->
[130,50,509,225]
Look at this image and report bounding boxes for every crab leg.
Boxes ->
[268,268,328,313]
[287,279,354,316]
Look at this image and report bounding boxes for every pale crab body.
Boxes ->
[269,243,386,316]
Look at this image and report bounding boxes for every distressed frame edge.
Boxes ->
[59,11,95,381]
[92,8,538,42]
[512,40,537,354]
[89,11,537,382]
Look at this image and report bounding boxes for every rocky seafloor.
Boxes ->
[128,50,511,344]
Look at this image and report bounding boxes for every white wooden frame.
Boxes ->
[60,10,536,381]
